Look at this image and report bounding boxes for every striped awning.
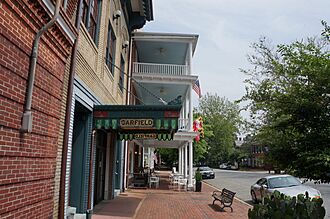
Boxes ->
[93,105,181,140]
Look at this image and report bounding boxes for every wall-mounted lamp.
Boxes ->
[122,40,129,49]
[113,10,121,21]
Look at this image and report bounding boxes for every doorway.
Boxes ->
[94,131,107,205]
[69,102,92,213]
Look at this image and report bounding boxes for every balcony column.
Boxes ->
[184,144,188,178]
[188,141,193,189]
[188,42,192,75]
[188,84,193,130]
[180,103,184,129]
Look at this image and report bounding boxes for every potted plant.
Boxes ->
[195,170,202,192]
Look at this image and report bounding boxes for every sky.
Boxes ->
[143,0,330,111]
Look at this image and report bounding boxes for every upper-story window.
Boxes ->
[106,21,116,74]
[119,56,125,91]
[81,0,100,43]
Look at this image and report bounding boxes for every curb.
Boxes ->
[203,181,253,208]
[133,193,147,219]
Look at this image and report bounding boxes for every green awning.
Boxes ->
[93,105,181,140]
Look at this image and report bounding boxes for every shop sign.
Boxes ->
[120,119,153,128]
[133,133,157,139]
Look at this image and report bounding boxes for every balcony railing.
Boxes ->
[133,62,187,76]
[178,118,189,131]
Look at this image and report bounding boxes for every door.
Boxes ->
[69,102,91,213]
[94,131,107,205]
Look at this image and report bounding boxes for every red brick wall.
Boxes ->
[0,0,74,218]
[66,0,79,21]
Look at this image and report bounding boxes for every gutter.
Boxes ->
[58,0,83,218]
[21,0,63,133]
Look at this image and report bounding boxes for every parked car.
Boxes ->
[196,166,215,179]
[219,162,238,170]
[250,174,322,203]
[226,162,238,170]
[219,163,228,169]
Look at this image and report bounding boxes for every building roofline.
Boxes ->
[132,31,199,54]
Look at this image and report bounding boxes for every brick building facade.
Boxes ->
[0,0,76,218]
[0,0,154,218]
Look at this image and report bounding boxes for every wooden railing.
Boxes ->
[132,62,188,75]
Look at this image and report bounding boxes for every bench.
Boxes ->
[212,188,236,212]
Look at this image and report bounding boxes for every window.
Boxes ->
[256,178,267,186]
[81,0,100,43]
[106,21,116,74]
[119,56,125,91]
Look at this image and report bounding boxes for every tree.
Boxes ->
[195,93,242,167]
[241,23,330,182]
[158,148,178,168]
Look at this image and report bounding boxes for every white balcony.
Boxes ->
[133,62,188,76]
[178,118,189,131]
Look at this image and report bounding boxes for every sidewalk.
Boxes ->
[92,171,251,219]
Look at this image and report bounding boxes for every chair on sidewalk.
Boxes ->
[177,178,188,191]
[169,175,181,190]
[149,176,160,189]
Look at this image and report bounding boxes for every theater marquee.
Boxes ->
[120,119,153,128]
[93,105,181,141]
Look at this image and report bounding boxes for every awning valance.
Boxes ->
[93,105,181,140]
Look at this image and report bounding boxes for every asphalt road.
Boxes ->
[205,169,330,218]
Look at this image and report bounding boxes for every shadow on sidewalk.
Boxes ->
[92,193,145,219]
[92,171,251,219]
[208,204,225,212]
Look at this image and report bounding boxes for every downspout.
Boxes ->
[59,0,83,218]
[21,0,63,133]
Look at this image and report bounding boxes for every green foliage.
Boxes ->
[241,24,330,182]
[193,123,213,163]
[248,191,326,219]
[158,148,178,168]
[195,93,243,166]
[195,170,202,182]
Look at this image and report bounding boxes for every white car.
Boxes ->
[219,163,228,169]
[250,174,322,203]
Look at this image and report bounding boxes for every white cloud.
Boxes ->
[144,0,330,106]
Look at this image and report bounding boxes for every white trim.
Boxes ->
[188,141,193,188]
[74,76,103,105]
[64,92,75,218]
[133,74,198,85]
[42,0,76,43]
[64,78,102,216]
[132,32,198,54]
[184,144,188,178]
[178,147,182,175]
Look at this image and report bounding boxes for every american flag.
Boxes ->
[193,79,202,98]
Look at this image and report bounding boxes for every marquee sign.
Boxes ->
[93,105,182,141]
[120,119,153,128]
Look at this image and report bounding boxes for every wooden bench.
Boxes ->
[212,188,236,212]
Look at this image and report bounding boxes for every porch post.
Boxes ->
[184,144,188,178]
[178,146,182,174]
[181,147,184,174]
[188,141,193,189]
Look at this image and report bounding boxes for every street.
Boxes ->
[206,169,330,218]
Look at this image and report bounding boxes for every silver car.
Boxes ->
[250,174,322,203]
[197,166,215,179]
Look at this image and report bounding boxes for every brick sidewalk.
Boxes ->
[92,171,251,219]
